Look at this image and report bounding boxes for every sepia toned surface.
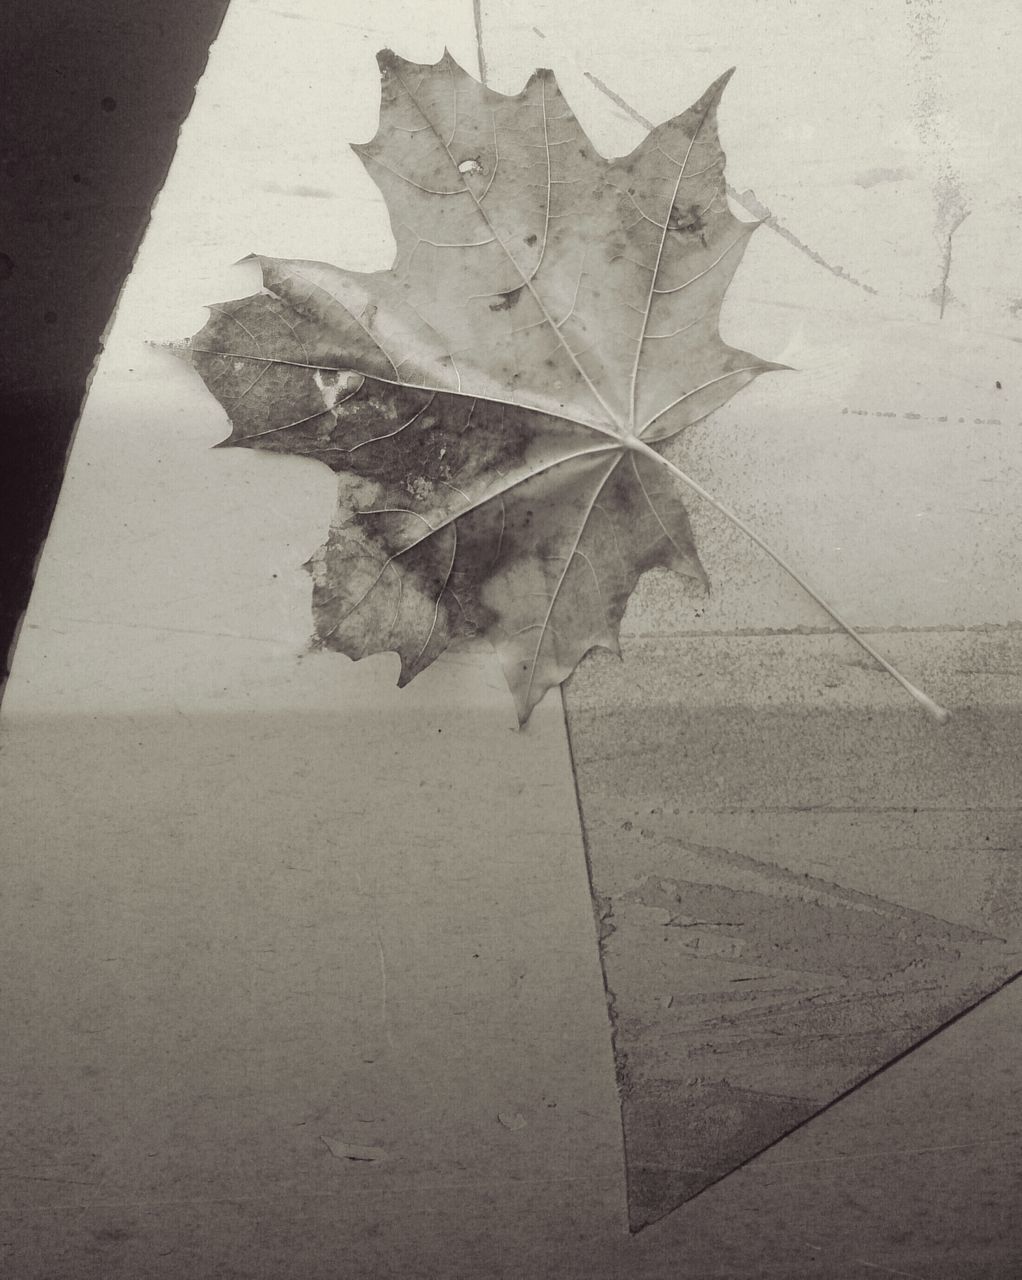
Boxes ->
[565,633,1022,1226]
[2,0,1021,1273]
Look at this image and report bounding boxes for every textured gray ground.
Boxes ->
[565,630,1022,1228]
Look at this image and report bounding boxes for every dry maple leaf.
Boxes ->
[181,50,948,726]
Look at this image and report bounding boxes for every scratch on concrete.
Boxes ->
[937,209,970,319]
[855,1261,925,1280]
[584,70,655,127]
[355,869,393,1049]
[622,620,1022,639]
[766,1135,1021,1167]
[621,847,1003,941]
[842,406,1005,425]
[903,0,972,319]
[583,71,878,295]
[472,0,488,85]
[731,186,878,295]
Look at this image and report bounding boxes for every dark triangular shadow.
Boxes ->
[600,860,1022,1231]
[562,655,1022,1234]
[620,967,1022,1230]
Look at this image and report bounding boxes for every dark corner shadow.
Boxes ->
[0,0,231,688]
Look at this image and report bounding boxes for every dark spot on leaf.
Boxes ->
[101,96,117,113]
[995,380,1002,389]
[524,234,538,246]
[489,286,523,312]
[668,203,707,236]
[0,253,14,281]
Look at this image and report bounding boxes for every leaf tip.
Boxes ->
[525,65,556,90]
[161,336,200,367]
[376,47,405,75]
[396,658,421,690]
[696,65,736,110]
[510,685,541,728]
[715,65,737,93]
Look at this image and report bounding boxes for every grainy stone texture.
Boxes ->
[3,0,1021,1274]
[565,632,1022,1226]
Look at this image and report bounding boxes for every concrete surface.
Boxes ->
[2,0,1021,1274]
[540,0,1022,1229]
[565,632,1022,1227]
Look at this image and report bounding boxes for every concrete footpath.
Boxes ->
[3,0,1020,1275]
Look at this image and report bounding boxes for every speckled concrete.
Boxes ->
[564,630,1022,1226]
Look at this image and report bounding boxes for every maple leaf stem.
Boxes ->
[627,438,951,725]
